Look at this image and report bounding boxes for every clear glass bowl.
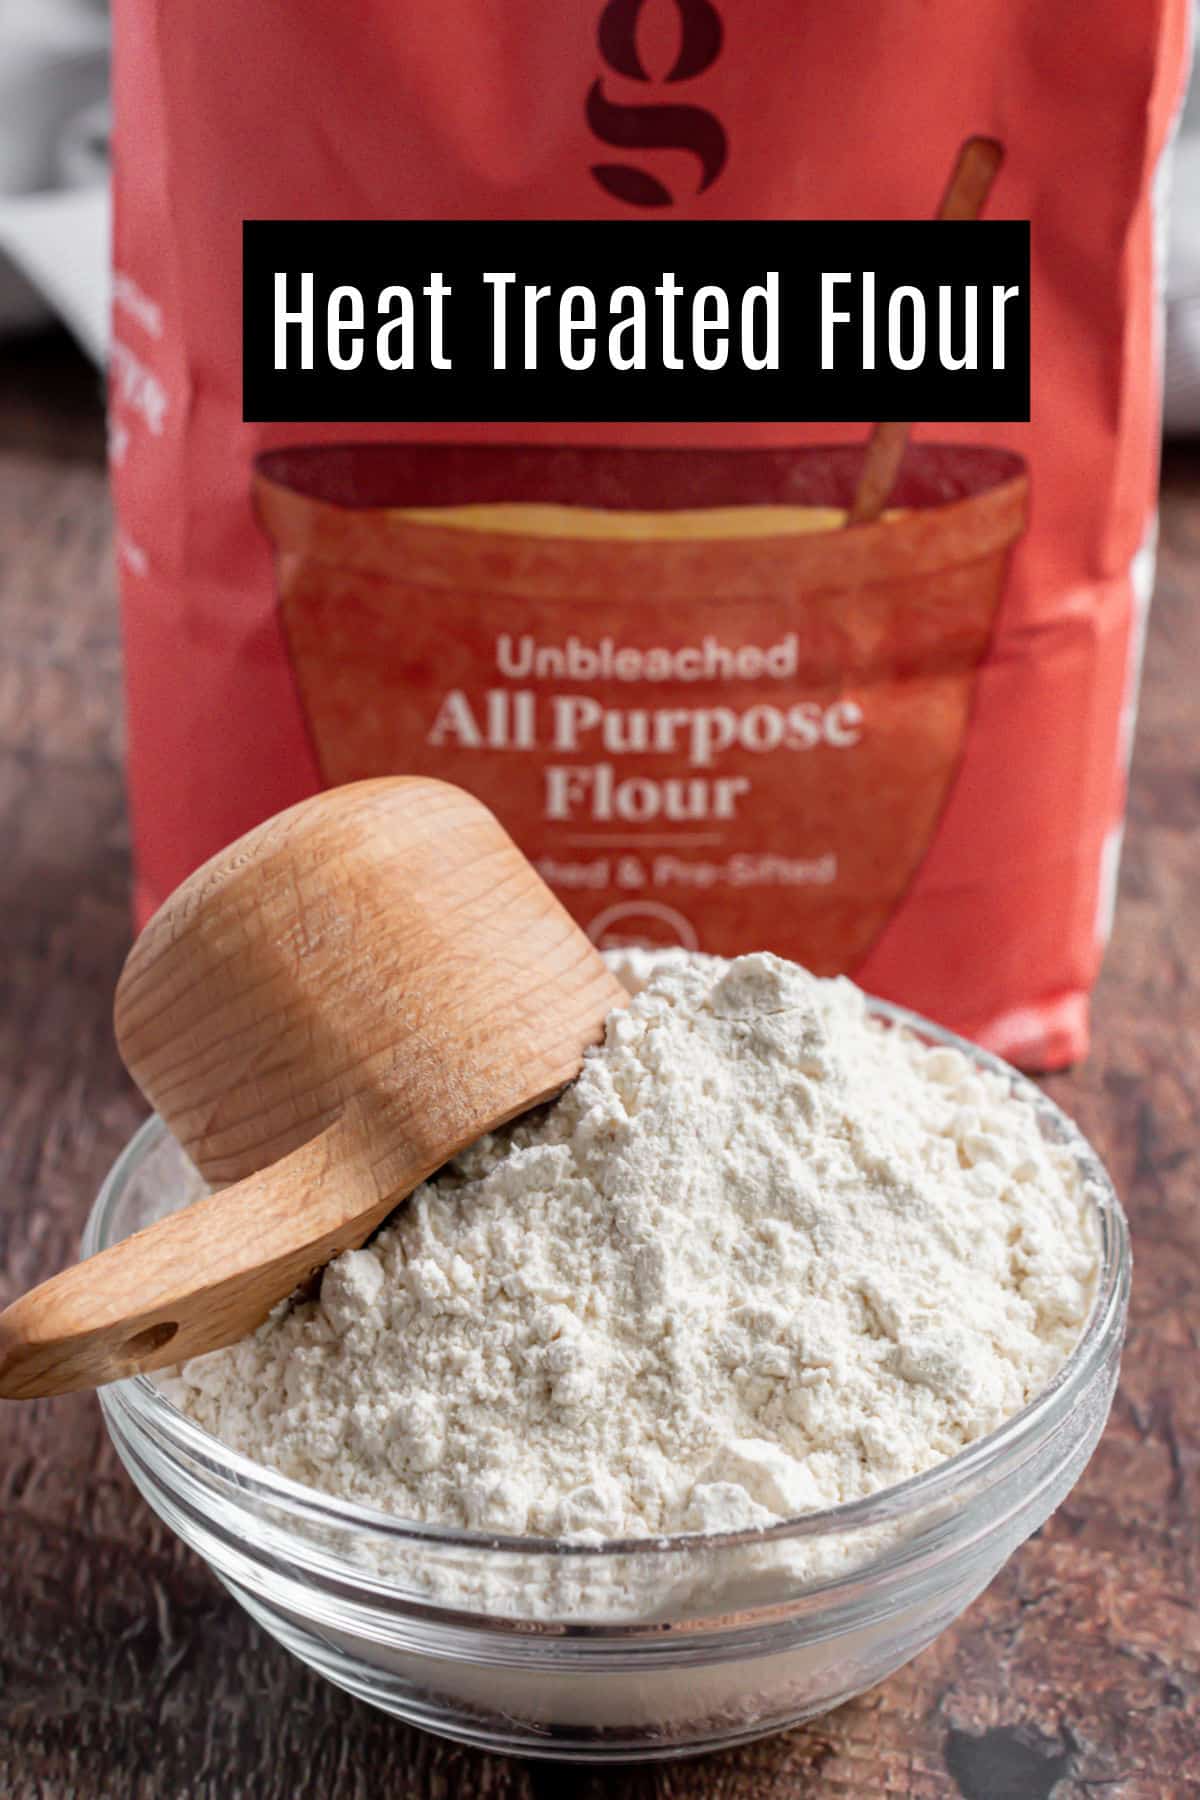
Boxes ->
[87,1005,1130,1763]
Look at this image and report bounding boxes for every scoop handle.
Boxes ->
[0,1113,418,1399]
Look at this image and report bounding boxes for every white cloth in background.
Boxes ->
[0,0,108,355]
[1165,57,1200,435]
[0,181,110,361]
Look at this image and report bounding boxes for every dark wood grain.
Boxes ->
[1,332,1197,1798]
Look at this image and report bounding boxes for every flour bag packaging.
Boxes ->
[109,0,1189,1068]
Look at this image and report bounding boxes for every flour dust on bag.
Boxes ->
[108,0,1191,1068]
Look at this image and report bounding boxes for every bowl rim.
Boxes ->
[90,998,1130,1564]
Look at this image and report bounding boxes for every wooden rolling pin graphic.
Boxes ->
[849,135,1005,526]
[0,779,628,1398]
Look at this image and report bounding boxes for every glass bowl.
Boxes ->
[87,1005,1130,1763]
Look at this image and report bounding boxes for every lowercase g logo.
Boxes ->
[587,0,727,207]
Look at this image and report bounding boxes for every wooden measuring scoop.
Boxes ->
[0,778,628,1399]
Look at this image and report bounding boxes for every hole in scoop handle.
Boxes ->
[0,1118,422,1399]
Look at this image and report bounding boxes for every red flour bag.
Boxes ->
[108,0,1190,1067]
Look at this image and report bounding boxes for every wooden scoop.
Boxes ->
[848,135,1005,526]
[0,778,628,1399]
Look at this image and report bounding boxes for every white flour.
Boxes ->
[162,951,1098,1577]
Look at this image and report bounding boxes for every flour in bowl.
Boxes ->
[161,953,1097,1543]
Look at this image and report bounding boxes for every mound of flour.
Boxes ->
[161,952,1097,1543]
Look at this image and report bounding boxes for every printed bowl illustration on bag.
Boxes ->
[254,442,1028,973]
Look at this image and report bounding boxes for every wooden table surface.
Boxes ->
[1,334,1197,1799]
